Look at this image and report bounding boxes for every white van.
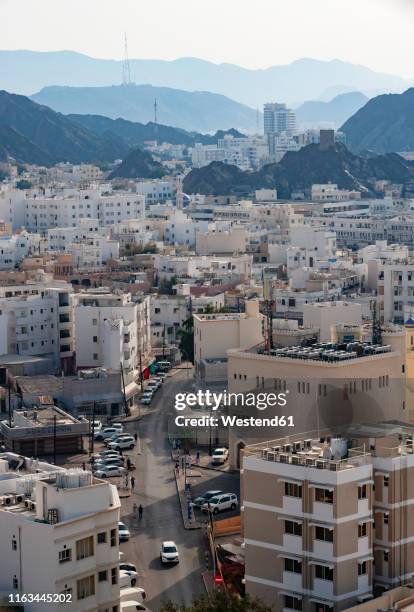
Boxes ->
[121,602,149,612]
[120,587,146,603]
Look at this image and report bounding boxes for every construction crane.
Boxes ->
[121,32,132,86]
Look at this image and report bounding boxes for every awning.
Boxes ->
[277,554,302,561]
[309,484,335,491]
[279,592,303,600]
[309,522,334,530]
[278,477,302,485]
[278,517,303,524]
[125,381,140,400]
[308,560,334,569]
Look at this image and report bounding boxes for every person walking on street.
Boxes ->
[131,476,135,490]
[134,432,138,442]
[138,504,143,519]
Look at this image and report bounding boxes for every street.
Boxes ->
[120,369,206,611]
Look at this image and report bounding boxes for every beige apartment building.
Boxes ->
[193,298,265,383]
[241,423,414,611]
[226,327,406,469]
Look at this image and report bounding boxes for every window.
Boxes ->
[284,558,302,574]
[98,570,108,582]
[358,523,368,538]
[93,336,98,343]
[358,484,367,499]
[384,551,389,562]
[13,575,18,589]
[285,482,302,498]
[384,475,389,488]
[315,564,333,581]
[111,567,118,585]
[12,536,17,551]
[313,604,333,612]
[97,532,107,544]
[285,520,302,536]
[284,595,302,610]
[358,561,368,576]
[315,488,333,504]
[384,513,389,525]
[77,575,95,600]
[315,526,333,542]
[92,318,97,325]
[110,528,117,547]
[93,353,98,360]
[76,536,94,560]
[59,548,72,563]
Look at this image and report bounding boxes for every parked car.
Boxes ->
[111,422,124,431]
[201,493,238,514]
[120,587,146,602]
[119,569,138,588]
[105,432,133,445]
[140,393,153,405]
[118,522,130,542]
[97,450,122,459]
[156,361,171,372]
[193,490,223,508]
[211,448,229,465]
[94,465,127,478]
[145,383,159,394]
[93,457,125,468]
[160,541,179,564]
[94,427,123,441]
[109,436,135,451]
[119,563,137,574]
[91,420,102,431]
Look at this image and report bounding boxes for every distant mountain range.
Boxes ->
[0,90,245,167]
[31,84,258,133]
[296,92,369,128]
[182,143,414,198]
[0,50,410,107]
[341,88,414,154]
[0,90,125,165]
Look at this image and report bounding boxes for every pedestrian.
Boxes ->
[82,461,86,471]
[119,449,123,457]
[134,432,138,442]
[196,451,200,465]
[133,502,138,515]
[126,457,131,470]
[138,504,143,519]
[131,476,135,490]
[125,474,129,489]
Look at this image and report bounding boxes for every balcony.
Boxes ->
[282,571,302,591]
[282,496,303,515]
[313,539,333,559]
[313,502,333,520]
[283,534,303,554]
[313,578,334,599]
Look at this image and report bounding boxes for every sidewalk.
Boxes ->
[173,462,202,530]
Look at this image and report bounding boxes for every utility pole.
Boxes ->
[8,377,12,429]
[53,415,57,465]
[120,362,130,417]
[122,32,132,86]
[162,324,166,358]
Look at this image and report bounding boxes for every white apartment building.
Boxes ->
[74,290,151,373]
[151,294,190,346]
[154,253,253,283]
[303,302,363,342]
[264,103,297,136]
[111,219,157,250]
[25,188,145,232]
[195,226,248,255]
[290,225,337,260]
[0,231,35,269]
[378,259,414,323]
[164,211,208,247]
[0,185,26,229]
[0,276,75,373]
[136,180,176,205]
[191,136,268,170]
[0,453,120,612]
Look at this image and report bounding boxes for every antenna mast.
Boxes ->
[122,32,132,85]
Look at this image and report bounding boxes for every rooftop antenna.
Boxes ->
[153,97,158,142]
[122,32,132,85]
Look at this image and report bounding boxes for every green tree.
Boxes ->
[15,179,32,190]
[177,316,194,363]
[161,591,272,612]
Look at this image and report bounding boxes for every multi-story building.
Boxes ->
[377,259,414,323]
[241,423,414,610]
[135,179,176,206]
[194,299,265,382]
[0,275,75,373]
[74,290,151,374]
[264,103,297,136]
[311,184,362,202]
[0,452,120,612]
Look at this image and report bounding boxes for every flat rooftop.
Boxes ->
[253,340,393,363]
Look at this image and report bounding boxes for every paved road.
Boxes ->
[120,370,206,611]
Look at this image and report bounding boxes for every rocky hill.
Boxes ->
[183,143,414,198]
[109,147,166,180]
[341,88,414,153]
[0,90,125,165]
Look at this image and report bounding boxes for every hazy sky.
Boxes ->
[1,0,413,77]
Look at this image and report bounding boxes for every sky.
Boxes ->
[1,0,413,77]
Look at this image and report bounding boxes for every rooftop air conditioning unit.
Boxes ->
[294,441,302,452]
[279,453,288,463]
[291,456,300,465]
[24,499,31,509]
[305,458,315,467]
[30,501,36,511]
[304,439,312,449]
[2,495,13,506]
[14,494,24,504]
[283,444,292,453]
[316,460,326,469]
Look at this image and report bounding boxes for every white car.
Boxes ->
[109,436,135,451]
[119,563,137,574]
[120,587,146,603]
[202,492,238,514]
[111,422,124,431]
[140,392,153,405]
[93,457,125,468]
[91,420,102,431]
[211,448,229,465]
[94,465,127,478]
[119,569,138,588]
[105,432,133,445]
[160,541,179,564]
[94,427,123,441]
[118,521,131,542]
